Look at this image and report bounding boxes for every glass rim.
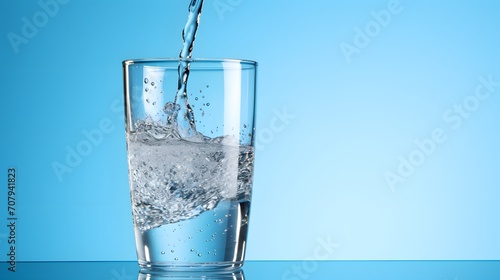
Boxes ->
[123,58,257,67]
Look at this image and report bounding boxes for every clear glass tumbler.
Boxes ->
[123,59,257,272]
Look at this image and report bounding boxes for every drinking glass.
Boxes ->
[123,58,257,271]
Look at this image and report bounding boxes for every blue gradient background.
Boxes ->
[0,0,499,262]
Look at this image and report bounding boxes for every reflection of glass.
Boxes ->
[123,59,257,271]
[138,269,245,280]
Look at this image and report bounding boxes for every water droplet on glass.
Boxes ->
[174,258,178,261]
[153,102,156,105]
[171,250,175,253]
[151,82,155,86]
[206,85,209,88]
[199,229,203,232]
[191,248,195,252]
[144,78,149,84]
[145,88,149,92]
[195,97,198,100]
[206,102,210,106]
[198,253,202,257]
[161,251,165,255]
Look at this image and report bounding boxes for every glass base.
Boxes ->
[139,260,244,273]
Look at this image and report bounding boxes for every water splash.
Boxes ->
[173,0,205,138]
